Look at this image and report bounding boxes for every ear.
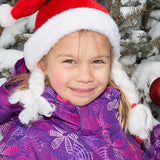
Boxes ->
[37,60,46,74]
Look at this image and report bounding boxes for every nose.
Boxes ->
[75,64,94,83]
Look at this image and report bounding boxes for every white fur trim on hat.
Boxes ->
[112,60,153,140]
[0,4,17,27]
[9,68,55,124]
[24,8,120,71]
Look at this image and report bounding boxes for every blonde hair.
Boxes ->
[6,30,131,132]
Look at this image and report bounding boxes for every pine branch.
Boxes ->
[16,34,30,43]
[151,37,160,49]
[141,8,149,30]
[113,0,121,24]
[119,23,138,33]
[141,0,160,31]
[120,43,134,55]
[119,7,146,26]
[107,0,113,14]
[121,37,159,60]
[0,68,12,79]
[0,26,4,35]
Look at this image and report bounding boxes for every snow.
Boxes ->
[120,54,160,121]
[0,13,36,84]
[150,47,160,56]
[0,20,27,48]
[132,56,160,103]
[0,4,35,141]
[120,55,136,65]
[121,0,146,5]
[147,10,160,39]
[0,13,36,48]
[0,77,6,86]
[119,0,160,112]
[120,4,145,19]
[130,30,147,43]
[0,48,23,71]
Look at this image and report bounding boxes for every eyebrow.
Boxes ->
[93,55,110,58]
[90,55,110,60]
[55,53,76,58]
[55,53,110,60]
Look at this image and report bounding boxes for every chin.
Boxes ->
[70,100,93,106]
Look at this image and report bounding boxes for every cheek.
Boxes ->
[100,76,109,87]
[55,71,65,81]
[48,69,68,88]
[96,69,110,85]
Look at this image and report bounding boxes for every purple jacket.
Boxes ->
[0,59,160,160]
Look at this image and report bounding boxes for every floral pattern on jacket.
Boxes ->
[0,58,160,160]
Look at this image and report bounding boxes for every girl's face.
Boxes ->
[41,31,111,106]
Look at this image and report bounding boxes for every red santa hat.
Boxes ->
[0,0,154,140]
[0,0,120,71]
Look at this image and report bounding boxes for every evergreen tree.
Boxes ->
[97,0,160,65]
[0,0,35,81]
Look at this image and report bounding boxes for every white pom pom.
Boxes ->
[128,104,153,140]
[0,4,16,27]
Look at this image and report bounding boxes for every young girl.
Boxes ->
[0,0,160,159]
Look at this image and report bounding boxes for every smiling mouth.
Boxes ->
[70,88,95,94]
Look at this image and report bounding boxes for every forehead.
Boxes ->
[49,30,111,58]
[57,30,110,46]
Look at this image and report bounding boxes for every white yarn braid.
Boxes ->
[9,68,55,124]
[111,60,153,140]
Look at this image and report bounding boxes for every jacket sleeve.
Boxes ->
[151,123,160,159]
[0,58,28,124]
[0,83,22,124]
